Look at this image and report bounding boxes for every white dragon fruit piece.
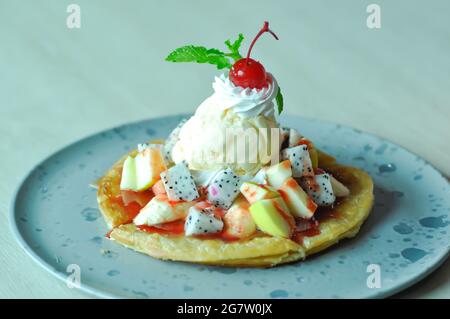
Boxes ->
[300,173,336,206]
[207,168,241,209]
[160,161,199,202]
[184,204,224,236]
[281,144,314,178]
[163,118,187,163]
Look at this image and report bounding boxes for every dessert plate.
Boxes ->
[10,114,450,298]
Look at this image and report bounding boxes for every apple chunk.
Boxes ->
[120,147,167,191]
[133,194,194,226]
[265,160,292,189]
[278,177,317,219]
[135,147,167,190]
[120,156,137,190]
[249,197,295,238]
[240,182,280,204]
[151,179,166,195]
[330,175,350,197]
[223,196,256,239]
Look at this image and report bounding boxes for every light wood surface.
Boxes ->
[0,0,449,298]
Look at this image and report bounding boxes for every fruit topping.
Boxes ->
[278,177,317,219]
[222,196,256,239]
[240,182,279,204]
[134,194,195,226]
[185,203,224,236]
[266,159,292,189]
[249,197,295,238]
[330,175,350,197]
[120,146,167,191]
[300,173,336,206]
[206,168,242,209]
[281,145,314,178]
[160,161,200,201]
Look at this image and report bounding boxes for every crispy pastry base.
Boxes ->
[97,149,374,267]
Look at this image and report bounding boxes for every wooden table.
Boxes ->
[0,0,448,298]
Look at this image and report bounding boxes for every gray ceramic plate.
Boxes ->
[10,114,450,299]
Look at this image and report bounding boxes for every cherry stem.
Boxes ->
[245,21,279,62]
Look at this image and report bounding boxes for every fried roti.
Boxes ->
[97,149,374,267]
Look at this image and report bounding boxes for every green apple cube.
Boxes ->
[279,177,317,219]
[120,147,167,191]
[135,152,152,191]
[120,156,137,190]
[240,182,280,204]
[249,197,294,238]
[266,160,292,189]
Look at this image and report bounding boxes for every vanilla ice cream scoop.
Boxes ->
[171,74,281,175]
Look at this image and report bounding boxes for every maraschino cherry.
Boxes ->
[229,21,279,89]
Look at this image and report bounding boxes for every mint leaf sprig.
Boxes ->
[165,34,244,69]
[165,46,231,70]
[165,33,284,114]
[224,33,244,62]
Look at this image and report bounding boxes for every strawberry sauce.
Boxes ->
[109,196,144,221]
[137,220,185,235]
[292,207,342,244]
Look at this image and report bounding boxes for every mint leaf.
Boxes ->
[224,33,244,61]
[165,46,231,70]
[166,34,244,69]
[276,87,283,114]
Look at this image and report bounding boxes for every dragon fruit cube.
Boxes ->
[160,161,199,201]
[207,168,241,209]
[300,173,336,206]
[184,204,224,236]
[281,145,314,178]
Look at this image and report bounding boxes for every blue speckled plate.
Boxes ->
[10,114,450,299]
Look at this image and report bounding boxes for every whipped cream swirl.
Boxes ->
[212,73,278,118]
